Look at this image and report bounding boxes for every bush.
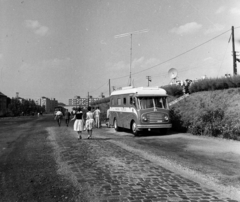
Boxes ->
[189,75,240,93]
[170,89,240,140]
[162,84,184,97]
[169,107,187,132]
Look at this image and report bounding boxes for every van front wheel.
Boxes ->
[131,121,139,136]
[114,119,120,132]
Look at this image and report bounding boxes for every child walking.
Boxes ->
[85,106,94,139]
[71,107,83,140]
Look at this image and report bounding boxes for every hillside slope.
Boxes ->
[170,88,240,140]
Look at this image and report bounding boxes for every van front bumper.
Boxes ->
[137,124,172,129]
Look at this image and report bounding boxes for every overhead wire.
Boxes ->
[89,82,108,94]
[217,33,232,76]
[111,28,231,81]
[91,26,240,94]
[131,29,231,76]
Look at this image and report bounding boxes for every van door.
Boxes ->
[122,96,129,129]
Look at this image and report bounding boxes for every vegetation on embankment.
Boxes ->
[170,88,240,140]
[189,75,240,93]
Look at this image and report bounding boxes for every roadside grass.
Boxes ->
[47,129,80,186]
[0,117,36,156]
[0,116,80,201]
[47,127,99,202]
[170,88,240,140]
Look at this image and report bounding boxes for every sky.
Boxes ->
[0,0,240,104]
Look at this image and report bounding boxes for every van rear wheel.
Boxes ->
[131,121,139,136]
[114,119,120,132]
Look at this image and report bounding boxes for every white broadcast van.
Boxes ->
[109,86,172,135]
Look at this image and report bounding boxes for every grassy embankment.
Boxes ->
[170,88,240,141]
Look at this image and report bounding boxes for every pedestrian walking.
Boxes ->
[71,107,83,140]
[85,106,94,139]
[55,109,63,127]
[64,109,71,127]
[82,106,87,131]
[94,106,101,128]
[106,108,111,128]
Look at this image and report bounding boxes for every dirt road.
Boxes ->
[0,115,239,201]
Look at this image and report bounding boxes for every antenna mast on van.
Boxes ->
[115,29,149,86]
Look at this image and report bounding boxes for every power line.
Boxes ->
[132,29,231,76]
[186,0,216,27]
[217,33,231,76]
[111,28,231,81]
[90,26,240,93]
[89,82,108,94]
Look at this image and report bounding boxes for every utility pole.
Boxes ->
[87,92,89,107]
[146,76,151,87]
[232,26,237,75]
[109,79,111,96]
[115,29,149,86]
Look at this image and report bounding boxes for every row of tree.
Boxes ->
[3,98,45,117]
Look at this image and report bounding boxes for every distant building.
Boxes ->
[50,98,58,112]
[69,96,81,106]
[68,95,99,107]
[35,97,58,113]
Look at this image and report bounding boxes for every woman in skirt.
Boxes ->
[85,106,94,139]
[71,107,83,139]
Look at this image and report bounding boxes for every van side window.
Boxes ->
[117,98,121,105]
[130,97,133,105]
[111,98,114,106]
[123,97,126,105]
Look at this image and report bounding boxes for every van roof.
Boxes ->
[111,86,167,96]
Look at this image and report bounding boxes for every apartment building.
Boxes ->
[69,96,81,106]
[68,95,99,107]
[35,97,58,113]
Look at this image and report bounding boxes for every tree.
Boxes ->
[8,98,22,116]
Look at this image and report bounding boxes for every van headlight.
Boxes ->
[142,115,148,122]
[164,115,169,121]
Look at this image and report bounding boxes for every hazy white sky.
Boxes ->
[1,0,240,104]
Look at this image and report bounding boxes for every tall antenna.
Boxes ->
[115,29,149,86]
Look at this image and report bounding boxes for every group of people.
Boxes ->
[54,106,102,140]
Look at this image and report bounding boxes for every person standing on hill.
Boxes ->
[94,106,101,128]
[64,109,71,127]
[71,107,83,140]
[85,106,94,139]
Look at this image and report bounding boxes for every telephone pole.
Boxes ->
[146,76,151,87]
[109,79,111,96]
[232,26,237,75]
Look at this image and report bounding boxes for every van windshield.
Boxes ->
[138,97,168,109]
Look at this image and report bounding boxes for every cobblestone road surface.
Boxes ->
[52,127,238,202]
